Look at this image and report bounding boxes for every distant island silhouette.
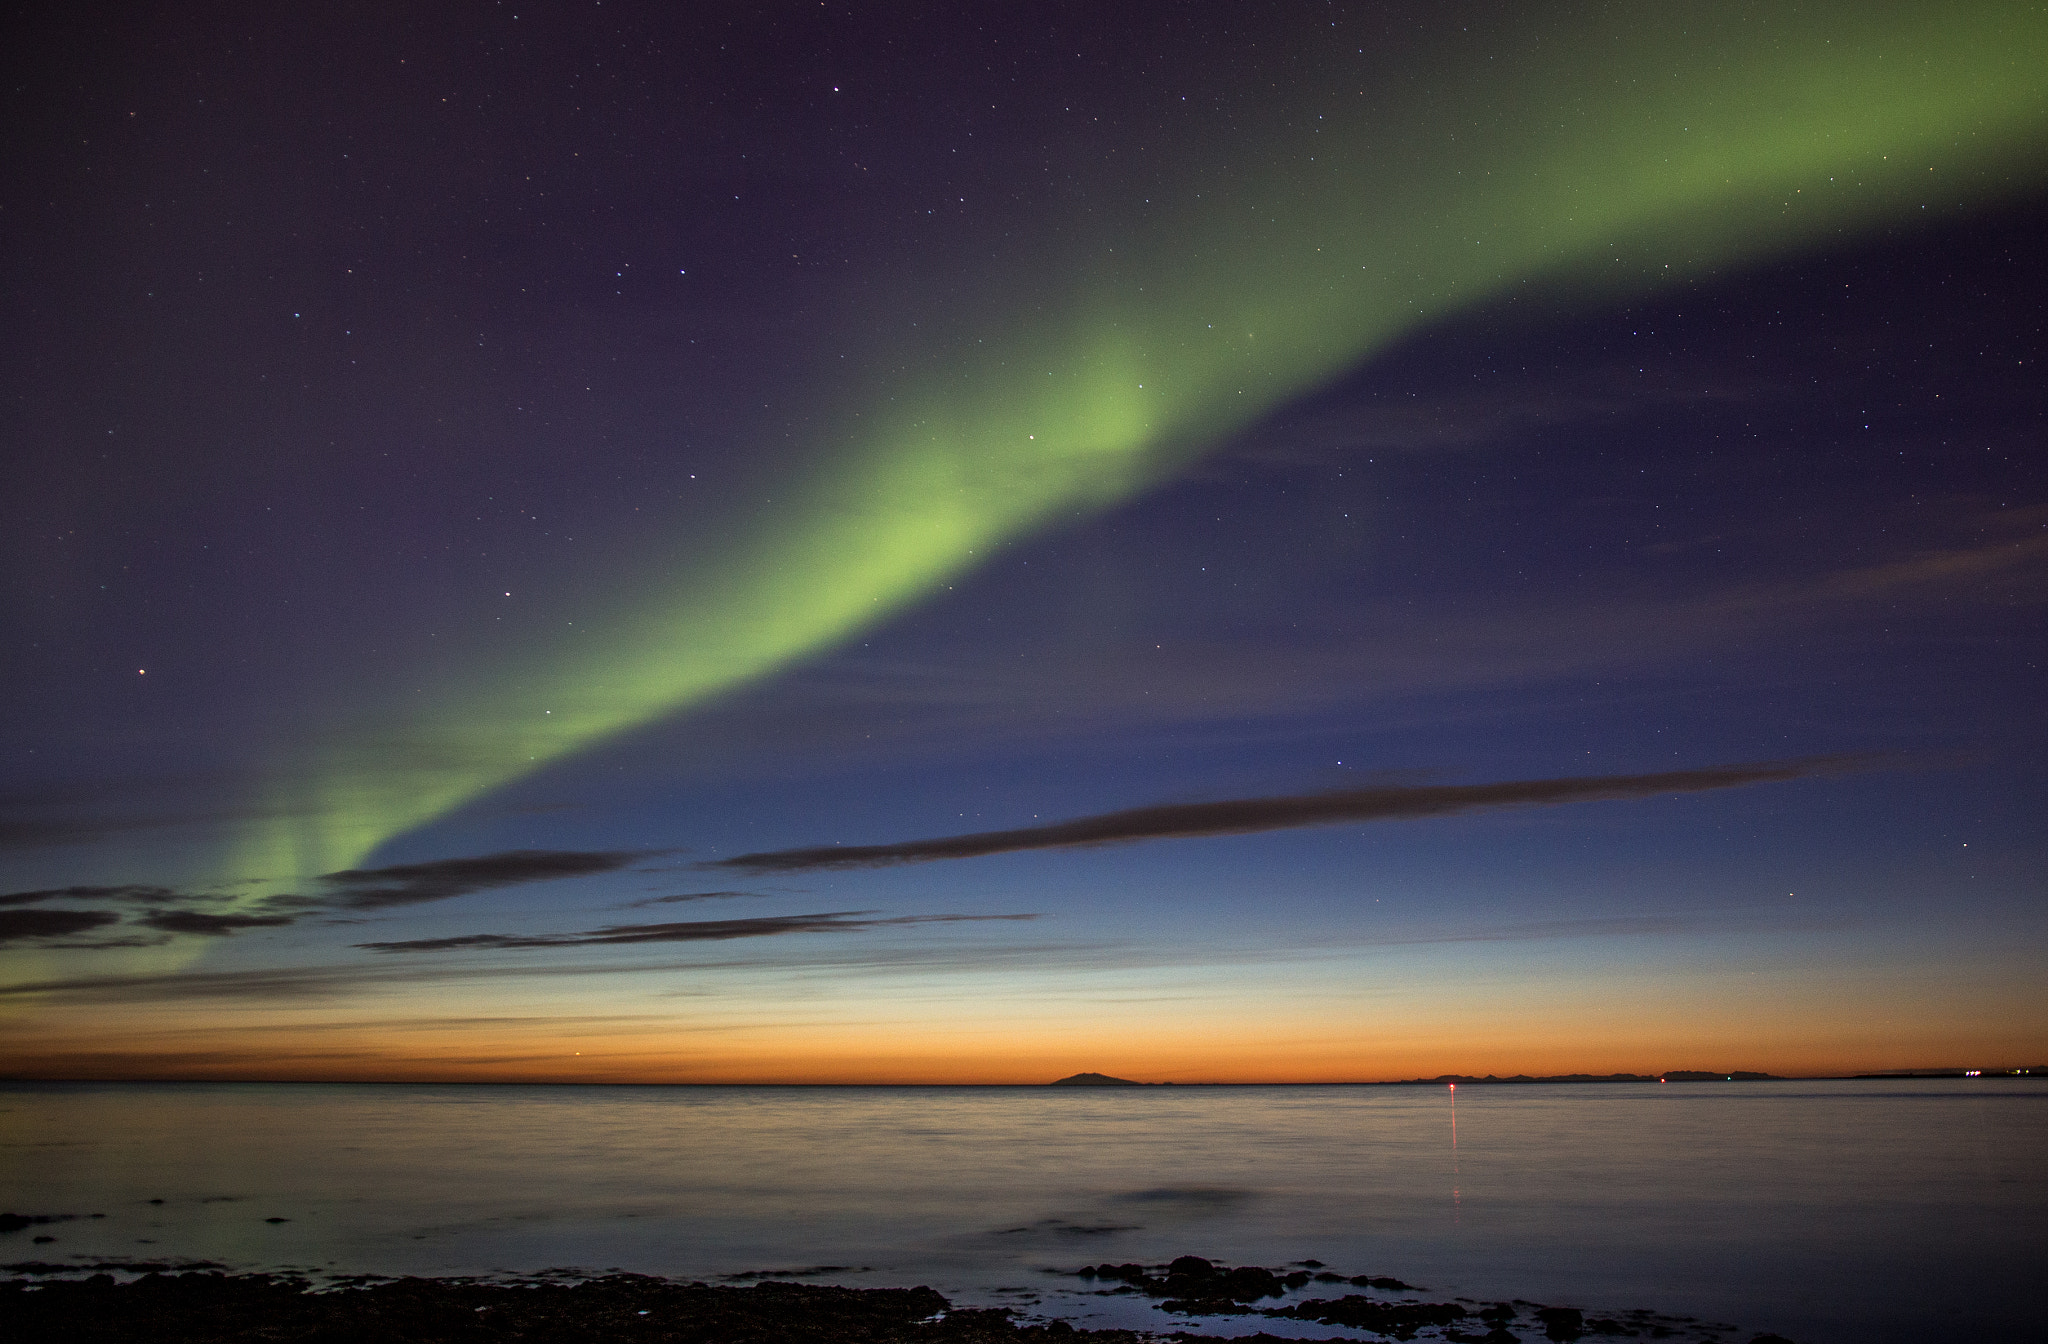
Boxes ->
[1050,1072,1145,1086]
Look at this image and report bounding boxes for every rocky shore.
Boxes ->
[0,1257,1792,1344]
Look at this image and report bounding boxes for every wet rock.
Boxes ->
[1445,1328,1522,1344]
[0,1271,1167,1344]
[1075,1264,1150,1286]
[1158,1298,1261,1317]
[1533,1305,1585,1341]
[1274,1294,1468,1340]
[1348,1275,1418,1292]
[1073,1259,1297,1313]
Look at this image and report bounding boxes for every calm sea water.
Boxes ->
[1,1079,2040,1342]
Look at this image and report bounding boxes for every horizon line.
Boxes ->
[2,1069,2039,1088]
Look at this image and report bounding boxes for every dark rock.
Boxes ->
[1074,1264,1150,1286]
[0,1263,1774,1344]
[1275,1294,1468,1340]
[1349,1275,1418,1291]
[1072,1259,1297,1314]
[0,1270,1163,1344]
[1158,1298,1261,1317]
[30,1237,55,1244]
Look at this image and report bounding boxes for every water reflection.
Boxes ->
[1448,1082,1460,1223]
[1,1079,2041,1344]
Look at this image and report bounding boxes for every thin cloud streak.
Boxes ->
[0,884,190,908]
[713,758,1856,873]
[355,911,1041,954]
[137,911,298,936]
[320,848,669,910]
[616,890,762,910]
[0,935,1086,1004]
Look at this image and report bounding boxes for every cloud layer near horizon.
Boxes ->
[0,762,1850,950]
[0,849,686,948]
[354,911,1040,954]
[713,759,1848,873]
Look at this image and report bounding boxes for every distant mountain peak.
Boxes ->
[1050,1071,1142,1086]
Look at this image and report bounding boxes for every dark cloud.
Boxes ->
[319,848,666,909]
[356,911,1040,954]
[0,885,191,908]
[713,759,1854,873]
[249,894,329,911]
[617,890,760,909]
[0,909,122,945]
[0,883,280,945]
[0,848,673,950]
[136,911,299,936]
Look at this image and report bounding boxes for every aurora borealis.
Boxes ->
[231,0,2048,880]
[3,1,2044,1082]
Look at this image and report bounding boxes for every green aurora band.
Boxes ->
[240,1,2048,882]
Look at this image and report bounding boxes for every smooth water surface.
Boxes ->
[2,1080,2041,1342]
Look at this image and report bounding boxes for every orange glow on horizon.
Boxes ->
[6,938,2042,1086]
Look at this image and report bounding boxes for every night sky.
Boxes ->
[3,1,2043,1083]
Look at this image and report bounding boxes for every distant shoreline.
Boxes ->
[2,1069,2039,1087]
